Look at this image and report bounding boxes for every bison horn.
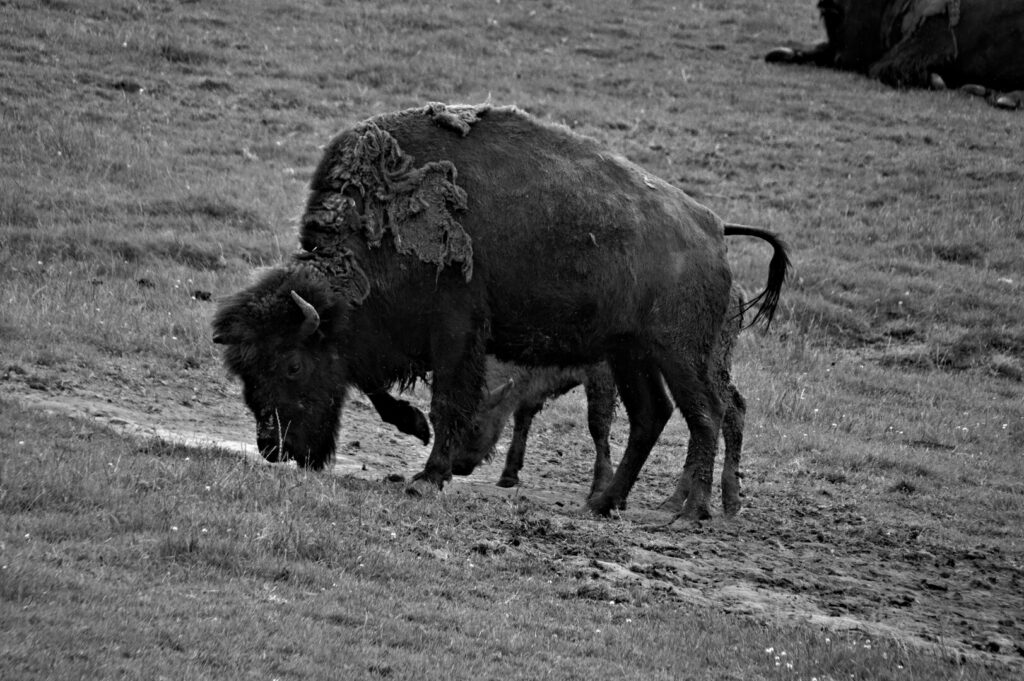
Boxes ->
[483,377,515,409]
[290,290,321,339]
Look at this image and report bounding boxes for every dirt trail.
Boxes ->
[4,365,1022,672]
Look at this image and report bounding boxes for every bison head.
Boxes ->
[212,266,350,470]
[819,0,889,71]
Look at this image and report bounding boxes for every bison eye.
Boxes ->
[285,360,302,378]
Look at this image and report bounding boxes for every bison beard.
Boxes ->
[213,102,774,520]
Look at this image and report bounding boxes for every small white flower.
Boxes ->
[171,526,179,532]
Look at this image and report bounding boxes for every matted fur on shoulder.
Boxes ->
[300,108,475,281]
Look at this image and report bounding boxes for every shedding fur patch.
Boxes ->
[425,101,491,137]
[317,120,474,281]
[297,249,371,305]
[883,0,961,48]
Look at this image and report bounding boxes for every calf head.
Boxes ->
[449,376,516,476]
[212,265,352,470]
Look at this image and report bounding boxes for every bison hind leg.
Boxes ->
[656,355,724,522]
[720,384,747,516]
[586,348,672,516]
[583,362,619,504]
[868,15,956,88]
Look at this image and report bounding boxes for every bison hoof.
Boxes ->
[587,492,626,511]
[928,73,947,90]
[722,498,743,518]
[673,498,713,523]
[657,491,687,513]
[995,93,1022,110]
[764,47,795,63]
[404,477,442,497]
[959,83,988,98]
[496,476,519,488]
[586,493,622,517]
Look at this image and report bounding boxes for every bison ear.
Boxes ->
[211,306,254,346]
[211,321,246,346]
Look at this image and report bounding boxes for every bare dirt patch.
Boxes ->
[3,364,1022,672]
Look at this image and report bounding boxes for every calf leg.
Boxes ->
[587,347,673,515]
[366,390,431,445]
[720,384,746,516]
[497,401,543,487]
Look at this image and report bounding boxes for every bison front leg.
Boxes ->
[366,390,431,445]
[764,40,836,67]
[406,319,487,496]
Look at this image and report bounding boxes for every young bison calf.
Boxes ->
[450,286,750,515]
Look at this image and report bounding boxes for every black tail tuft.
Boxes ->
[724,224,791,330]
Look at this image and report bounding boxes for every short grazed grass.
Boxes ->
[0,400,998,681]
[2,0,1023,677]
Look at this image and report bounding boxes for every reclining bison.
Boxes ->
[451,227,789,517]
[212,103,784,519]
[766,0,1024,109]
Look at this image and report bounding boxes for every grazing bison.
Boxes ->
[450,228,789,516]
[765,0,1024,109]
[212,103,781,519]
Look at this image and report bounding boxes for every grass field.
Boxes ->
[2,0,1023,679]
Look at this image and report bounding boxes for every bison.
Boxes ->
[212,103,782,519]
[449,228,789,516]
[765,0,1024,109]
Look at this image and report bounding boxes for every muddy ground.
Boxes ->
[4,360,1022,673]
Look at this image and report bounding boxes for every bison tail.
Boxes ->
[723,224,791,330]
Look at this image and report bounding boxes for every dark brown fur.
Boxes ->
[766,0,1024,104]
[213,104,783,518]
